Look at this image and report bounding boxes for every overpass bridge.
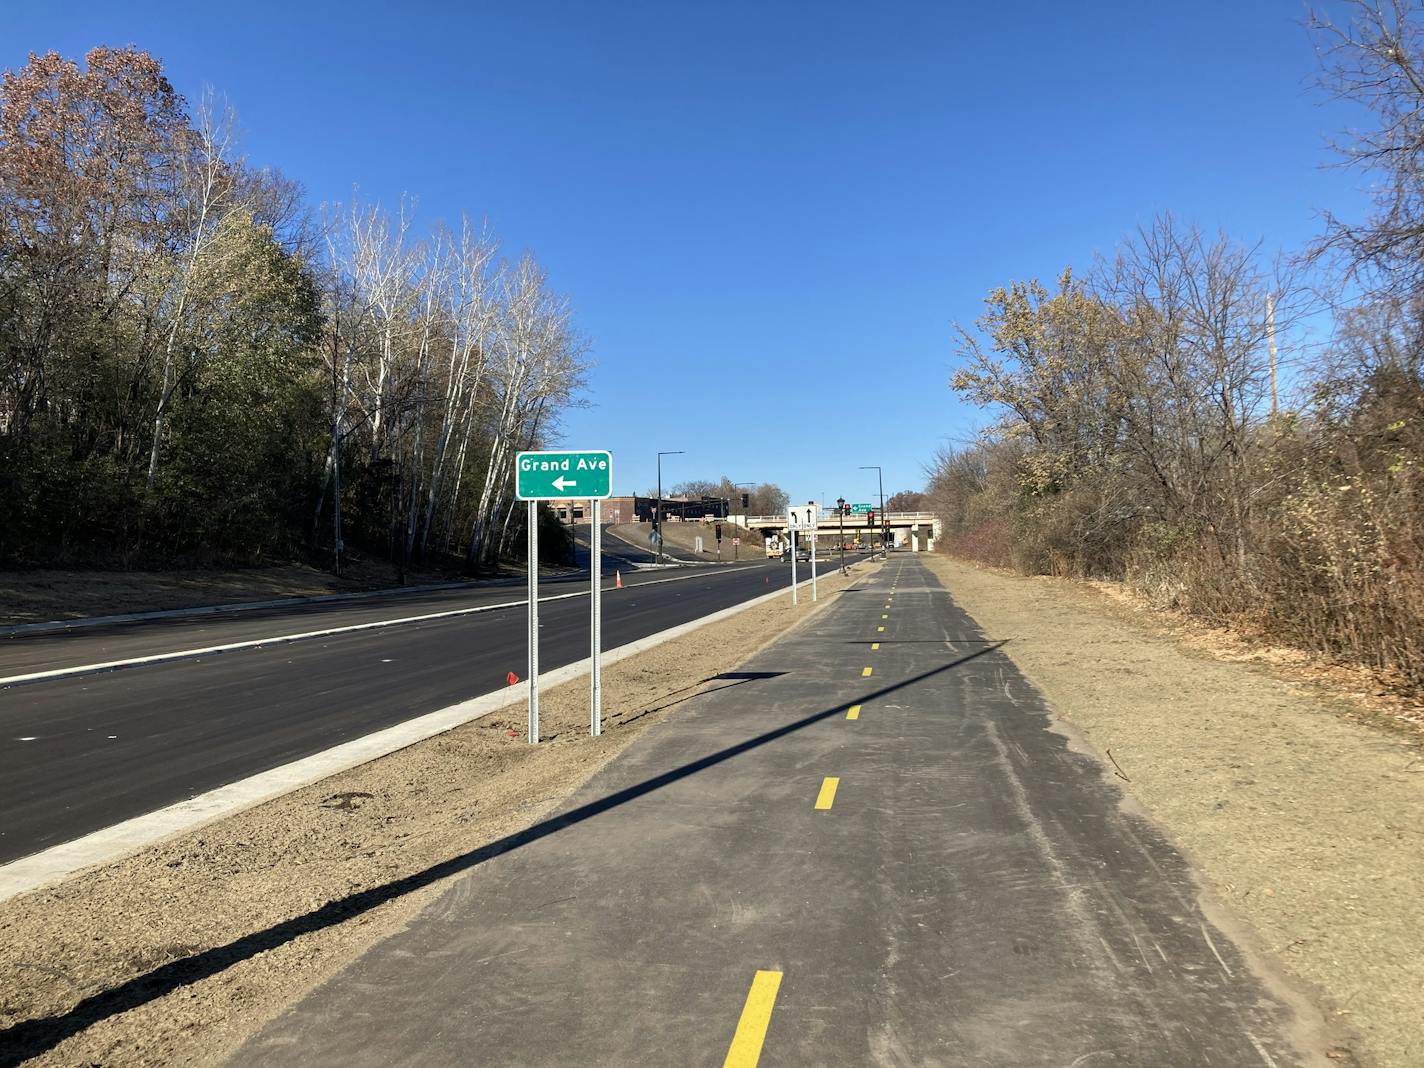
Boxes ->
[736,511,941,552]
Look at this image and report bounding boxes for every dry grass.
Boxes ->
[929,553,1424,1068]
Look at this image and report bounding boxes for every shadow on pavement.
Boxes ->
[552,672,788,736]
[0,644,1005,1063]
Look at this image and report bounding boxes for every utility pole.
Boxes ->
[1267,293,1279,418]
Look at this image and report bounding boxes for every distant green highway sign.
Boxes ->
[515,450,612,500]
[851,503,874,514]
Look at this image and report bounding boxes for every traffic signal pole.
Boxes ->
[838,499,846,574]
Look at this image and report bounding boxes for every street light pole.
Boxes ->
[860,465,885,556]
[656,450,684,564]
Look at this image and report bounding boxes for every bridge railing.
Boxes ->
[744,512,939,525]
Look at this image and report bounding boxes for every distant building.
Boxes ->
[552,494,730,524]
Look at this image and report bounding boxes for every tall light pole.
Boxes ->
[656,450,684,564]
[860,465,885,556]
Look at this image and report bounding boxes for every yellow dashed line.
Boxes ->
[723,970,783,1067]
[871,642,880,650]
[881,614,888,620]
[815,777,840,810]
[846,705,861,720]
[862,666,873,677]
[877,626,885,632]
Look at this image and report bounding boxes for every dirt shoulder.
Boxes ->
[609,521,765,560]
[0,560,468,627]
[0,561,877,1066]
[924,554,1423,1068]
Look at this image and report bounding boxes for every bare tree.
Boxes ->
[1311,0,1424,298]
[418,217,496,555]
[146,91,240,489]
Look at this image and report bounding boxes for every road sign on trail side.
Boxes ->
[787,505,820,530]
[515,448,613,748]
[515,450,612,500]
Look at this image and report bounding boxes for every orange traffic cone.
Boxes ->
[506,671,520,686]
[615,571,623,589]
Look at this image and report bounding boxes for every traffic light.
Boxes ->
[866,510,875,525]
[741,493,750,509]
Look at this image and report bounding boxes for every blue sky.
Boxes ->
[6,1,1370,506]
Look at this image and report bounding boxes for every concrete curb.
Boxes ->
[0,565,858,902]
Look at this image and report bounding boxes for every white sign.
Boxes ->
[787,504,820,530]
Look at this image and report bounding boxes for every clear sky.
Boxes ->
[5,0,1370,507]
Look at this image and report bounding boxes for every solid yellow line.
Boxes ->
[862,666,872,677]
[723,969,783,1068]
[815,776,840,809]
[846,705,861,720]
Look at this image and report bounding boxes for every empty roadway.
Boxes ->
[0,557,812,863]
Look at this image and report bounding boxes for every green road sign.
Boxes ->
[851,502,874,514]
[515,450,613,500]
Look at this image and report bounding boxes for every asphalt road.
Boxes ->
[0,557,811,864]
[232,556,1324,1067]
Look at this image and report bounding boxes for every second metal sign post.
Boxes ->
[515,449,613,743]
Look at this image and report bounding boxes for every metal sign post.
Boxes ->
[810,523,818,601]
[591,498,601,736]
[527,500,539,744]
[790,528,798,605]
[786,504,820,607]
[515,449,613,743]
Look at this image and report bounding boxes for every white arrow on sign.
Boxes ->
[552,475,577,491]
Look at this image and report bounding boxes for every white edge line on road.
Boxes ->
[0,566,763,688]
[0,568,833,902]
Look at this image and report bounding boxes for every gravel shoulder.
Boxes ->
[0,561,876,1066]
[924,554,1424,1068]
